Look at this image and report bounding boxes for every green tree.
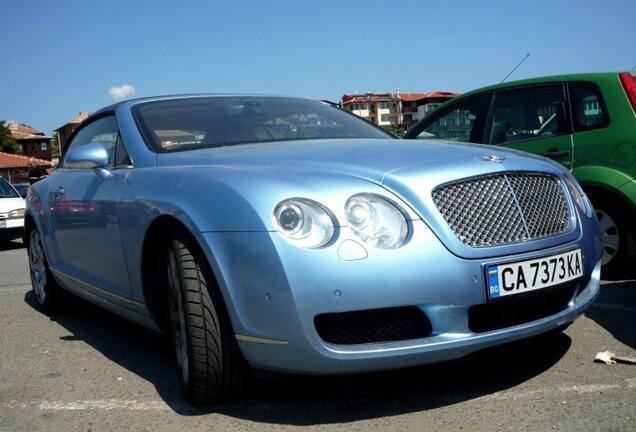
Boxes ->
[381,124,407,138]
[50,132,60,155]
[0,120,19,153]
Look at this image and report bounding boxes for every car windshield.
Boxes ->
[0,179,20,198]
[133,96,393,152]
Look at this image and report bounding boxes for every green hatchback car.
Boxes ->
[406,72,636,278]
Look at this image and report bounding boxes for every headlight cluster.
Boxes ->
[273,199,334,249]
[345,194,408,249]
[273,194,408,249]
[7,208,25,219]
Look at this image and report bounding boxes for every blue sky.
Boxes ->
[2,0,635,135]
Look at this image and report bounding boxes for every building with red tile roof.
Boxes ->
[340,90,459,128]
[55,112,92,154]
[7,121,52,161]
[0,152,52,183]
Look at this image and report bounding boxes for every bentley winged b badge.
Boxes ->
[476,154,505,163]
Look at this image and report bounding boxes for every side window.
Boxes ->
[569,82,609,132]
[63,116,119,168]
[114,135,132,167]
[488,85,567,145]
[413,95,485,142]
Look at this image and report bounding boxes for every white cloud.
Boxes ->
[108,84,136,101]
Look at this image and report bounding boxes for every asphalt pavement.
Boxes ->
[0,239,634,432]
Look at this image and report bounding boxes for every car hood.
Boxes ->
[0,197,26,213]
[156,138,559,185]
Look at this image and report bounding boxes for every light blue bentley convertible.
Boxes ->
[25,95,602,403]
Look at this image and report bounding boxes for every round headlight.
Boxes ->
[273,199,334,248]
[345,194,408,249]
[275,203,304,235]
[346,199,372,230]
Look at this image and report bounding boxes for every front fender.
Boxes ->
[24,176,64,267]
[120,167,399,307]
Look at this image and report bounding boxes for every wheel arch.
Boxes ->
[23,213,35,240]
[574,165,636,213]
[581,182,636,278]
[140,215,229,334]
[581,183,636,217]
[141,215,185,332]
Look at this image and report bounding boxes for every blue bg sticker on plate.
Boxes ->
[487,267,500,298]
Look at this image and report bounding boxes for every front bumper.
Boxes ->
[243,263,599,374]
[199,219,601,375]
[0,218,24,241]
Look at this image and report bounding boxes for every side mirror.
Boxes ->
[64,142,110,169]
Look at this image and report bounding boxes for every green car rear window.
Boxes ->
[569,82,610,132]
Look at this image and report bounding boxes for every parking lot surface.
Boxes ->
[0,239,634,432]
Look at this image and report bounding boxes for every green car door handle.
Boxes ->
[543,149,570,158]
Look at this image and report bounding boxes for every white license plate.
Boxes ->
[487,249,583,299]
[0,220,6,229]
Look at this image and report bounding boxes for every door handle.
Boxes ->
[543,149,570,158]
[48,186,65,207]
[51,186,65,197]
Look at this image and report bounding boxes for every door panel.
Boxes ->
[501,134,573,169]
[51,169,131,299]
[50,114,132,300]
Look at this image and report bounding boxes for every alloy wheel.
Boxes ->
[595,209,619,266]
[29,230,48,305]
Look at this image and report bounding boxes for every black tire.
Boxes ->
[27,227,61,311]
[592,198,636,280]
[166,229,249,404]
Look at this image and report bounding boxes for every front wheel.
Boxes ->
[166,229,248,404]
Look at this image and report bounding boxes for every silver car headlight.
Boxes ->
[273,199,335,248]
[345,194,408,249]
[7,208,25,219]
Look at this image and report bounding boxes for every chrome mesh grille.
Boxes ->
[432,173,570,247]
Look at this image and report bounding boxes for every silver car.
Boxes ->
[25,95,602,404]
[0,177,25,242]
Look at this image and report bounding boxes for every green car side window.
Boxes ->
[488,85,568,145]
